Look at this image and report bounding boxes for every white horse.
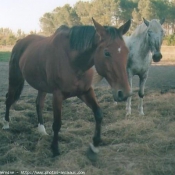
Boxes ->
[93,18,165,116]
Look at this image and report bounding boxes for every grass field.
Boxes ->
[0,46,174,63]
[0,87,175,174]
[0,51,11,62]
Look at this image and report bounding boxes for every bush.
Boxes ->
[164,34,175,46]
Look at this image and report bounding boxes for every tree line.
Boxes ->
[1,0,175,46]
[40,0,175,35]
[0,28,37,46]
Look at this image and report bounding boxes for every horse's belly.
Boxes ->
[21,67,52,93]
[20,58,53,93]
[26,79,52,93]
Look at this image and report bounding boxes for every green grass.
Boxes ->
[0,51,11,62]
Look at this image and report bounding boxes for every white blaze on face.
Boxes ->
[118,47,121,53]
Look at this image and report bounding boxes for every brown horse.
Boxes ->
[3,18,131,156]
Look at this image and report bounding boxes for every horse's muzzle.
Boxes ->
[113,90,132,102]
[152,52,162,62]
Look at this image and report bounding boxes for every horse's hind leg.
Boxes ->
[2,52,25,129]
[138,73,148,116]
[78,87,103,153]
[3,88,15,129]
[3,77,24,129]
[36,91,48,135]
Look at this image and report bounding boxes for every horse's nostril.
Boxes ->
[118,90,124,99]
[153,52,162,62]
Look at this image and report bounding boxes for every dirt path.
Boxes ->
[0,62,175,97]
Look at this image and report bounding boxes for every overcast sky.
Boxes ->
[0,0,84,33]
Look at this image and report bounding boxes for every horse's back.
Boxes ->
[13,35,45,52]
[11,35,46,63]
[11,34,54,92]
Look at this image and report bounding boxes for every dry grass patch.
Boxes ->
[0,87,175,174]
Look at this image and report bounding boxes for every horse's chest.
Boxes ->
[62,78,89,97]
[128,55,151,75]
[60,70,93,96]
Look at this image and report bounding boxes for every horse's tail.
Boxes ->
[6,47,25,103]
[92,67,103,86]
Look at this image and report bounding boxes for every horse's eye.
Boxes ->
[104,51,111,57]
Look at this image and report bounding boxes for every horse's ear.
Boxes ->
[92,17,106,40]
[118,19,131,35]
[160,18,165,25]
[143,18,149,27]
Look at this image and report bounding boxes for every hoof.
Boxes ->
[52,151,60,157]
[138,107,144,116]
[2,119,9,130]
[126,112,131,116]
[139,112,145,116]
[89,143,99,153]
[51,144,60,157]
[38,124,48,135]
[114,102,118,105]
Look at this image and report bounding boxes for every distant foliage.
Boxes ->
[0,28,35,46]
[165,34,175,46]
[40,0,175,36]
[1,0,175,46]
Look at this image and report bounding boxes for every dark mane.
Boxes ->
[69,26,96,51]
[54,25,70,34]
[69,25,122,51]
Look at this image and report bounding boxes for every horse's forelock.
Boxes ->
[104,26,122,40]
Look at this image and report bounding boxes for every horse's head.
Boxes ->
[93,18,131,102]
[143,18,165,62]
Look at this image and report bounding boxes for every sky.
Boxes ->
[0,0,84,33]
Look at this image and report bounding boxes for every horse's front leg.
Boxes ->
[78,87,103,153]
[126,75,133,116]
[51,90,63,156]
[138,73,148,116]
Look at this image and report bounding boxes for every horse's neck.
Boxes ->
[130,32,151,56]
[72,47,96,72]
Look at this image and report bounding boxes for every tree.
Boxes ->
[119,0,138,22]
[132,8,141,23]
[53,4,81,26]
[40,12,55,35]
[168,0,175,33]
[90,0,119,26]
[152,0,169,19]
[138,0,157,20]
[7,35,17,45]
[40,4,81,35]
[38,0,175,36]
[74,1,92,25]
